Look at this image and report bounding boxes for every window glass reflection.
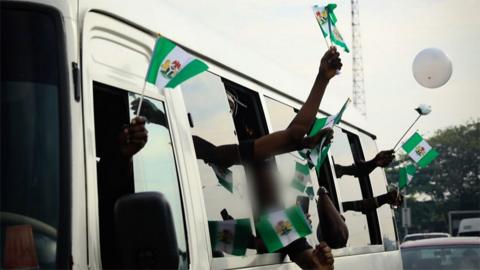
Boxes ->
[128,94,188,261]
[330,127,370,247]
[264,97,321,245]
[358,133,397,250]
[180,72,256,257]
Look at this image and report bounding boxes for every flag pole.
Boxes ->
[135,80,148,118]
[136,32,162,119]
[392,115,422,150]
[326,9,335,51]
[322,34,330,49]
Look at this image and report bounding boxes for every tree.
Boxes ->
[385,120,480,237]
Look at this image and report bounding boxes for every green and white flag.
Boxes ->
[210,164,233,193]
[399,164,416,190]
[309,98,350,135]
[298,98,350,171]
[325,4,350,53]
[256,206,312,253]
[312,4,350,53]
[312,4,330,38]
[401,132,439,168]
[208,219,251,256]
[146,36,208,91]
[291,162,311,192]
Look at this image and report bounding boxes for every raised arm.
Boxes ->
[334,150,395,178]
[253,47,342,161]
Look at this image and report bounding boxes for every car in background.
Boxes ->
[401,237,480,270]
[403,232,451,242]
[458,218,480,236]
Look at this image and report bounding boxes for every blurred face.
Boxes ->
[252,163,281,210]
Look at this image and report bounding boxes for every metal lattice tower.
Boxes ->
[351,0,367,116]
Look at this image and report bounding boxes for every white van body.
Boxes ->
[1,0,402,269]
[458,218,480,237]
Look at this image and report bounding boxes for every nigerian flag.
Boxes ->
[402,132,439,168]
[298,98,350,171]
[309,98,350,135]
[291,162,311,192]
[399,164,416,190]
[146,36,208,90]
[312,4,330,38]
[312,4,350,53]
[208,219,251,256]
[210,164,233,193]
[256,206,312,253]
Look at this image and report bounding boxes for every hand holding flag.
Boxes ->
[298,98,351,172]
[318,46,343,80]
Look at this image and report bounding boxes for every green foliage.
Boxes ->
[385,121,480,236]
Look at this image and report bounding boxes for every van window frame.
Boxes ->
[345,131,382,245]
[81,13,194,267]
[0,2,72,268]
[90,80,190,267]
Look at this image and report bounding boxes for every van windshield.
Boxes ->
[1,4,65,269]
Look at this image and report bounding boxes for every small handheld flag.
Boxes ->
[256,206,312,252]
[290,162,312,192]
[312,4,350,52]
[401,132,439,168]
[298,98,351,172]
[208,219,252,256]
[398,164,416,190]
[146,36,208,90]
[136,36,208,117]
[210,164,234,193]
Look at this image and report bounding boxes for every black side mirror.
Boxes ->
[114,192,179,269]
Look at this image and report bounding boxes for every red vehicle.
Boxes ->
[401,237,480,270]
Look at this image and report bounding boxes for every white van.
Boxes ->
[458,218,480,237]
[0,0,402,269]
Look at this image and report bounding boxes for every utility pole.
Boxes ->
[351,0,367,116]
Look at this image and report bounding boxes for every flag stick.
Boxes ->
[392,114,422,150]
[135,80,148,118]
[326,11,335,50]
[322,34,330,49]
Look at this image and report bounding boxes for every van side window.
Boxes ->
[330,127,375,247]
[330,127,371,246]
[358,133,398,250]
[180,72,258,257]
[93,82,188,268]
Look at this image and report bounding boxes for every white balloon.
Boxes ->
[412,48,452,88]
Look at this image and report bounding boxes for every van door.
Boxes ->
[81,12,192,269]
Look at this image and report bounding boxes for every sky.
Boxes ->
[168,0,480,149]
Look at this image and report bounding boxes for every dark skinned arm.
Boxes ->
[192,135,242,168]
[253,47,342,161]
[342,189,403,214]
[334,150,395,178]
